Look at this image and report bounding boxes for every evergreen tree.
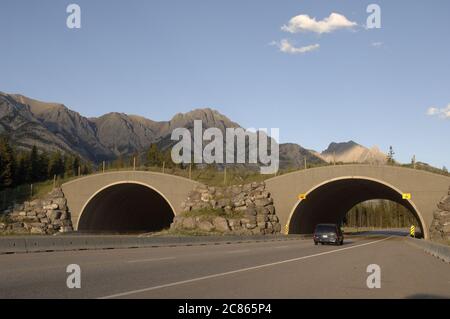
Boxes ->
[15,152,29,185]
[29,145,40,181]
[146,143,163,166]
[72,156,80,176]
[0,136,16,188]
[48,152,64,178]
[38,151,50,181]
[387,146,395,164]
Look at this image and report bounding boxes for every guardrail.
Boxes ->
[0,234,306,255]
[406,237,450,263]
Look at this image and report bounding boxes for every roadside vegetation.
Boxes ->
[344,200,420,229]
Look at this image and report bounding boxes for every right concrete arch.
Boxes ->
[287,178,424,236]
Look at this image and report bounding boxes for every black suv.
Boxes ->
[313,224,344,246]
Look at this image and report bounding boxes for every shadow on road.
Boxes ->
[407,293,450,299]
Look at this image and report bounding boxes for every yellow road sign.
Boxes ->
[410,225,415,237]
[298,193,307,200]
[402,193,411,200]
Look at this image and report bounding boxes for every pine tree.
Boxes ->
[48,152,64,178]
[0,136,16,188]
[146,144,163,166]
[15,152,29,185]
[72,156,80,176]
[387,146,395,164]
[28,145,40,181]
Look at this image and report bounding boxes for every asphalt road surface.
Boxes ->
[0,234,449,298]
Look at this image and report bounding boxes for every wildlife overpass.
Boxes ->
[62,166,450,238]
[265,165,450,239]
[62,171,199,233]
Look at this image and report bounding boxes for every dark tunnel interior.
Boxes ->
[78,183,175,233]
[289,178,423,235]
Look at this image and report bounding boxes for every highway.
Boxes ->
[0,234,449,298]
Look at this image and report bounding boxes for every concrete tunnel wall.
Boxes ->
[61,171,200,232]
[266,165,450,239]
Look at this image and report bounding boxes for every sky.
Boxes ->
[0,0,449,169]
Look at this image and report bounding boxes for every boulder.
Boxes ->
[245,207,257,216]
[27,211,37,217]
[235,205,247,212]
[273,223,282,233]
[182,217,196,229]
[60,226,73,233]
[11,222,24,229]
[48,188,64,198]
[198,221,215,232]
[270,215,279,223]
[207,186,216,195]
[213,217,230,232]
[437,195,450,211]
[265,205,275,215]
[228,219,242,230]
[46,210,62,221]
[257,222,267,230]
[30,227,45,234]
[43,203,59,210]
[254,198,273,207]
[217,198,231,208]
[201,192,212,202]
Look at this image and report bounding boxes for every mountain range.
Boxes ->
[0,92,387,168]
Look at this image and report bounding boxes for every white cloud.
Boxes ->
[272,39,320,55]
[427,105,450,119]
[282,12,357,34]
[371,41,383,47]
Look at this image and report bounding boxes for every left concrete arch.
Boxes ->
[62,171,200,231]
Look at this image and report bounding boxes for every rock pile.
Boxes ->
[429,186,450,241]
[0,188,73,235]
[171,182,282,235]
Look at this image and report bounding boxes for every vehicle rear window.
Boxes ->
[315,225,336,233]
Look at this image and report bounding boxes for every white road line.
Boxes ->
[99,236,392,299]
[127,257,176,263]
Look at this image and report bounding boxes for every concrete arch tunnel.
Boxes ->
[287,177,424,235]
[77,182,175,232]
[265,165,450,239]
[61,171,200,233]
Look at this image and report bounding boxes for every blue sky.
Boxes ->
[0,0,449,168]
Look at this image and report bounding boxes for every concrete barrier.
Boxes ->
[0,234,305,254]
[0,237,28,254]
[407,237,450,263]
